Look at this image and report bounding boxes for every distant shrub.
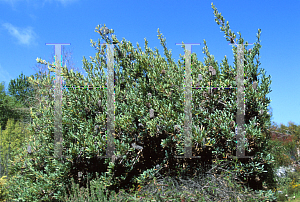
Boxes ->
[0,176,9,201]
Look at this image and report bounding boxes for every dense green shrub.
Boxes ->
[6,3,277,200]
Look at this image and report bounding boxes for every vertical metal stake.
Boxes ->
[175,43,201,159]
[46,43,70,160]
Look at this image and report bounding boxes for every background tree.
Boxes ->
[7,46,84,126]
[268,121,300,168]
[6,3,280,200]
[8,72,36,109]
[0,82,26,131]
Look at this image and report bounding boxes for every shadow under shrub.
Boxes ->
[61,159,278,201]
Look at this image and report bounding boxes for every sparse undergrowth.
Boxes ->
[62,161,278,202]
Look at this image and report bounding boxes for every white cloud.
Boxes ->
[2,23,37,46]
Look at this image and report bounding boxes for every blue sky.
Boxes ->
[0,0,299,128]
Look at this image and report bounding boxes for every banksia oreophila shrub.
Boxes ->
[6,3,276,201]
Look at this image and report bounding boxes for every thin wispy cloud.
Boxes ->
[0,0,22,2]
[43,0,79,6]
[29,14,37,21]
[0,0,25,10]
[0,0,22,5]
[2,23,37,46]
[0,0,78,9]
[55,0,79,4]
